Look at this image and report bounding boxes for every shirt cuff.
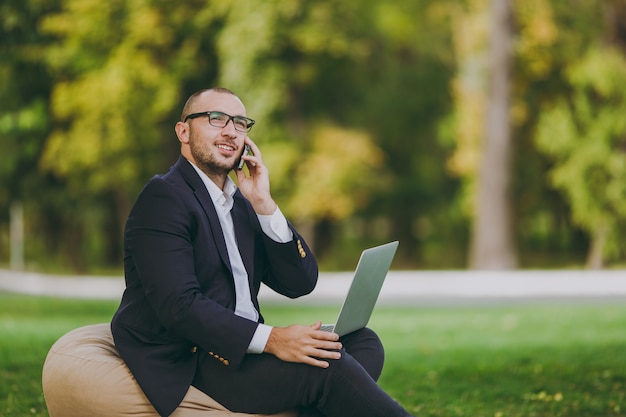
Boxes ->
[247,323,273,354]
[258,206,293,243]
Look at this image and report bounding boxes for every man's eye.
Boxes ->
[234,118,247,129]
[210,113,227,123]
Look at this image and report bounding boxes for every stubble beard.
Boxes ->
[188,126,236,177]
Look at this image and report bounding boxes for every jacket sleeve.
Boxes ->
[258,227,319,298]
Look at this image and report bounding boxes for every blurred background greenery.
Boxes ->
[1,0,625,274]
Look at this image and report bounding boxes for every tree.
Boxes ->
[36,0,227,269]
[212,0,458,266]
[470,0,517,268]
[283,125,388,252]
[0,0,59,268]
[536,47,626,268]
[446,0,517,269]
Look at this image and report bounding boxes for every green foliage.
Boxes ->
[536,47,626,264]
[2,0,626,270]
[0,0,56,205]
[285,124,388,221]
[39,0,187,193]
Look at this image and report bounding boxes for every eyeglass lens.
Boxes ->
[209,112,251,132]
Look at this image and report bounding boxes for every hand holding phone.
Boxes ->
[237,144,251,170]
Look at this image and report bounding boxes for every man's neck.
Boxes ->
[199,167,227,191]
[184,156,229,191]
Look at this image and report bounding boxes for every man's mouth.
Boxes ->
[216,143,236,154]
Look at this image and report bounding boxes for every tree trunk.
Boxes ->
[10,201,24,271]
[586,224,608,270]
[470,0,517,269]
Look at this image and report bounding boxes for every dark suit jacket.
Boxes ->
[111,156,318,417]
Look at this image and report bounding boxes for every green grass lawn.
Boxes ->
[1,292,625,417]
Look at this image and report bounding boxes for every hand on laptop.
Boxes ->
[264,321,342,368]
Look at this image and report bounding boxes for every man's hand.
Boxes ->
[264,321,342,368]
[235,137,277,215]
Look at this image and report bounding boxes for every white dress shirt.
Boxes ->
[188,160,293,353]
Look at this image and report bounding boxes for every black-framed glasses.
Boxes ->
[184,111,256,133]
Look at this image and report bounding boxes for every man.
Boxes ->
[111,87,414,417]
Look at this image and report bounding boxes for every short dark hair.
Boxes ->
[180,87,238,121]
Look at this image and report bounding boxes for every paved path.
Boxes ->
[1,268,625,306]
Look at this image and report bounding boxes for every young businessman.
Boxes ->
[111,87,415,417]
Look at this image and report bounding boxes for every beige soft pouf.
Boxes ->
[42,323,297,417]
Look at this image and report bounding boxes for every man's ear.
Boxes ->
[175,121,190,144]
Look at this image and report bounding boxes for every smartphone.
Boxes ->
[237,144,251,170]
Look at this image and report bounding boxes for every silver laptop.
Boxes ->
[321,241,399,336]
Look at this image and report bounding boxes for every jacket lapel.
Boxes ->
[174,157,232,273]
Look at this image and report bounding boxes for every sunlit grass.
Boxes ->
[0,294,119,417]
[264,303,626,417]
[1,293,625,416]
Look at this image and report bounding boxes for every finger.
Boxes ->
[303,357,331,369]
[299,347,341,368]
[245,137,261,158]
[317,340,343,351]
[310,321,322,330]
[240,153,257,170]
[311,347,342,360]
[234,168,246,182]
[312,330,340,342]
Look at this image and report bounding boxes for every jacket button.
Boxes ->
[190,346,198,353]
[297,240,307,258]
